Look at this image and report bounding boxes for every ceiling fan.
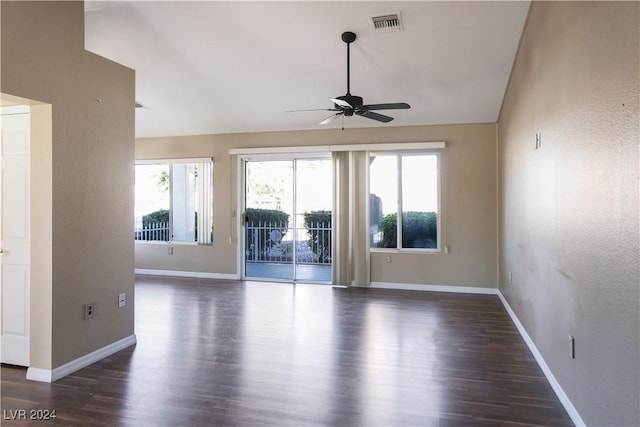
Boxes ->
[291,31,410,126]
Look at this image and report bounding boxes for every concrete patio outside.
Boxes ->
[245,262,331,283]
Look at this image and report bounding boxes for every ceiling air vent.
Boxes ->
[370,12,403,33]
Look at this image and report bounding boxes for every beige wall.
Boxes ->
[30,103,53,370]
[1,1,135,369]
[136,122,498,288]
[498,2,639,426]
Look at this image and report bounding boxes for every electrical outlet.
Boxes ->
[569,335,575,359]
[84,303,95,320]
[386,255,392,263]
[168,246,174,255]
[118,293,126,308]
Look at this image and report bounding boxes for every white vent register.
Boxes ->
[370,12,403,32]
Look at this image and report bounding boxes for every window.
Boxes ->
[134,158,213,244]
[369,153,439,250]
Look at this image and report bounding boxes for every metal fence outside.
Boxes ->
[135,219,332,266]
[245,219,331,265]
[135,222,169,241]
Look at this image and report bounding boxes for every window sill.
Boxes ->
[371,248,441,254]
[135,241,202,246]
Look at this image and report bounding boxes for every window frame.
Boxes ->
[134,157,213,245]
[369,150,442,253]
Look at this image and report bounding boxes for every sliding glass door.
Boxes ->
[243,157,332,283]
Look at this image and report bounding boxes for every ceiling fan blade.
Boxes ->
[357,110,394,123]
[320,113,342,125]
[330,98,352,108]
[360,102,411,111]
[286,108,339,113]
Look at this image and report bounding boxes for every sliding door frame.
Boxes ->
[237,152,332,283]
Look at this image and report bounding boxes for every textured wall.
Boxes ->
[136,122,498,288]
[1,1,136,369]
[498,2,639,425]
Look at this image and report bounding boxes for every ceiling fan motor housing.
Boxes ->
[335,94,363,110]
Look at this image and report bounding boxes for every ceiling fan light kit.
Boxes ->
[291,31,410,128]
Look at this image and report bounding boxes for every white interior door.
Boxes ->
[0,106,31,366]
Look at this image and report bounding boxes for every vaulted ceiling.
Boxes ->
[85,1,530,138]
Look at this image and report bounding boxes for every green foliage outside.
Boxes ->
[142,209,169,227]
[245,208,289,228]
[157,169,170,192]
[379,211,437,249]
[303,210,332,262]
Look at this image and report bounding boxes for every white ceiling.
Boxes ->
[85,1,530,138]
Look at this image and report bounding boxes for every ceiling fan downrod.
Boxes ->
[342,31,356,96]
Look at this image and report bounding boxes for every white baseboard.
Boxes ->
[135,268,240,280]
[24,367,53,383]
[26,335,137,383]
[370,281,499,295]
[497,291,585,427]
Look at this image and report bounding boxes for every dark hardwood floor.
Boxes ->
[1,276,573,426]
